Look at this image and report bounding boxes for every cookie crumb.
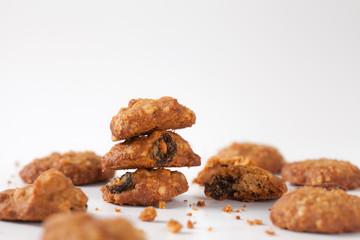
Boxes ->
[268,208,272,211]
[208,227,213,232]
[95,208,99,211]
[187,213,192,216]
[15,161,20,167]
[115,208,121,212]
[265,230,275,235]
[159,201,166,209]
[247,219,263,225]
[243,205,246,208]
[241,209,245,212]
[235,209,240,213]
[236,216,240,220]
[196,201,206,207]
[187,220,194,229]
[192,207,198,211]
[184,200,188,203]
[222,205,233,213]
[167,219,182,233]
[139,207,157,222]
[7,180,12,184]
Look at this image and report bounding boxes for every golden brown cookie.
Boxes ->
[270,186,360,233]
[281,159,360,190]
[101,168,188,206]
[42,212,145,240]
[20,151,115,185]
[110,96,196,141]
[193,156,256,186]
[217,142,286,173]
[204,166,287,201]
[0,169,88,221]
[102,130,200,170]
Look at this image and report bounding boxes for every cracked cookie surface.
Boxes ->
[102,130,200,170]
[204,166,287,201]
[218,142,286,173]
[281,159,360,189]
[110,96,196,141]
[0,170,88,221]
[20,151,115,185]
[270,186,360,233]
[101,169,188,205]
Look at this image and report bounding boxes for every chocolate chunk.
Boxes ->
[205,176,235,200]
[153,133,177,165]
[106,173,135,194]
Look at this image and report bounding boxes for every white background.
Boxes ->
[0,1,360,239]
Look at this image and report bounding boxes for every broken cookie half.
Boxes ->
[204,166,287,201]
[101,169,188,205]
[0,169,88,221]
[102,130,200,170]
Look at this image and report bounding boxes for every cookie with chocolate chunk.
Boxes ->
[193,156,256,186]
[270,186,360,233]
[42,212,145,240]
[20,151,115,185]
[281,159,360,190]
[218,142,286,173]
[0,169,88,221]
[102,130,200,170]
[101,168,188,205]
[204,166,287,201]
[110,96,196,141]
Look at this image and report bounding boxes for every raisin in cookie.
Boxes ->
[0,169,88,221]
[281,159,360,190]
[218,142,286,173]
[102,130,200,170]
[270,186,360,233]
[42,212,145,240]
[110,96,196,141]
[193,156,256,186]
[20,151,115,185]
[101,169,188,205]
[204,166,287,201]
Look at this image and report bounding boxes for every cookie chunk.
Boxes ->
[218,142,286,173]
[0,170,88,221]
[193,156,256,186]
[101,169,188,205]
[270,186,360,233]
[204,166,287,201]
[20,151,115,185]
[281,159,360,190]
[102,131,200,170]
[110,97,196,141]
[42,212,145,240]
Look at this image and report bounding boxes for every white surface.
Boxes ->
[1,0,360,239]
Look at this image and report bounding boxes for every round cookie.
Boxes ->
[281,159,360,190]
[217,142,286,173]
[101,168,189,206]
[20,151,115,185]
[270,186,360,233]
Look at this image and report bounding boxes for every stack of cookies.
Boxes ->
[101,97,201,206]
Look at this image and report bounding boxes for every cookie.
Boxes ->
[281,159,360,189]
[0,169,88,221]
[101,168,188,205]
[193,156,256,186]
[110,96,196,141]
[20,151,115,185]
[270,186,360,233]
[204,166,287,201]
[217,142,286,173]
[102,130,200,170]
[42,212,145,240]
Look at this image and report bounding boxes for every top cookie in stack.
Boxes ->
[101,97,201,206]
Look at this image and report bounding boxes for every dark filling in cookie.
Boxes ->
[153,133,178,165]
[205,176,235,200]
[106,173,135,194]
[308,183,347,191]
